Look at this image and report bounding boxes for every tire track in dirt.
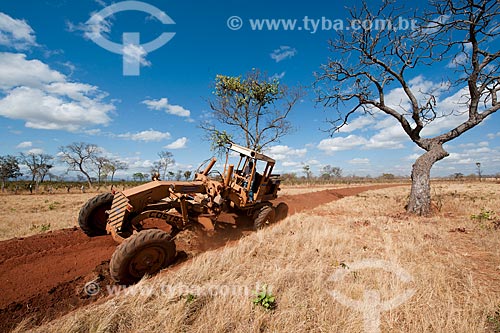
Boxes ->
[0,184,402,332]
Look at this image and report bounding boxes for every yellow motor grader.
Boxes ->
[78,143,288,284]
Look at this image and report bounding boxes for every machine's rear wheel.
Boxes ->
[110,229,176,285]
[253,205,276,230]
[78,193,113,236]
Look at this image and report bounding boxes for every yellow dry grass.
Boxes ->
[20,181,500,333]
[0,192,103,240]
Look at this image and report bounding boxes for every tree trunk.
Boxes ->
[407,144,449,216]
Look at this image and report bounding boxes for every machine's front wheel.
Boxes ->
[253,205,276,230]
[78,193,113,236]
[110,229,176,285]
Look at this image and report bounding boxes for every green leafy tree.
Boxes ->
[132,172,146,182]
[321,165,343,180]
[0,155,21,192]
[203,69,303,151]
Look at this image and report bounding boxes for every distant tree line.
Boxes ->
[0,142,195,192]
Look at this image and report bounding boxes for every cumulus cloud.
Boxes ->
[317,135,368,153]
[27,148,44,155]
[0,12,37,50]
[142,98,191,117]
[16,141,32,149]
[123,43,151,67]
[337,116,376,133]
[267,145,307,160]
[349,158,370,164]
[164,137,188,149]
[270,46,297,62]
[117,130,171,142]
[0,53,115,131]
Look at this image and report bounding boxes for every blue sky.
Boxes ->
[0,0,499,179]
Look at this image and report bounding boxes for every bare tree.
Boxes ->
[202,69,303,151]
[321,165,343,180]
[94,156,110,185]
[315,0,499,215]
[59,142,100,188]
[157,151,174,180]
[19,152,53,184]
[103,159,128,183]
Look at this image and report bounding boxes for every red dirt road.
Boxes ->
[0,184,400,332]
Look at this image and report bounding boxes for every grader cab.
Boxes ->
[78,143,288,284]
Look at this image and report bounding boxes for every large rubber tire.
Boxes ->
[253,205,276,230]
[275,202,289,222]
[110,229,176,285]
[78,193,113,236]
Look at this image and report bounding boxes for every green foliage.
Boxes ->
[204,68,300,151]
[471,208,496,221]
[48,201,60,210]
[252,284,276,310]
[209,130,233,153]
[214,72,280,107]
[185,293,196,304]
[0,155,22,189]
[30,223,51,232]
[471,208,499,230]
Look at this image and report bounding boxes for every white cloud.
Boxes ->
[365,123,407,149]
[123,44,151,67]
[16,141,32,149]
[349,158,370,164]
[0,12,37,50]
[282,161,301,167]
[405,153,421,161]
[267,145,307,160]
[270,46,297,62]
[317,135,368,152]
[164,137,188,149]
[0,53,65,89]
[338,116,376,133]
[142,98,191,117]
[66,11,112,42]
[27,148,44,155]
[487,132,500,139]
[270,71,286,81]
[0,53,115,131]
[118,130,171,142]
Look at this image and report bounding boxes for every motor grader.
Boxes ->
[78,143,288,284]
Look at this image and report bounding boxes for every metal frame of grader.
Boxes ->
[79,143,287,284]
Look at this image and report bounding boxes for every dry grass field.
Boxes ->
[0,192,102,241]
[11,181,499,333]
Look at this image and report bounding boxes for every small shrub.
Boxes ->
[29,223,51,232]
[471,208,499,230]
[252,284,276,310]
[185,293,196,303]
[48,201,60,210]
